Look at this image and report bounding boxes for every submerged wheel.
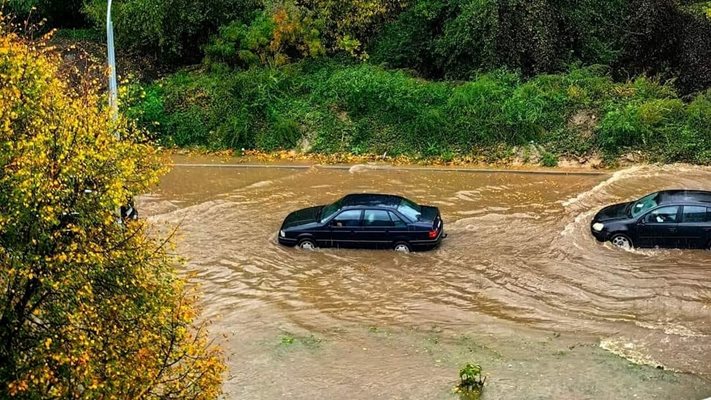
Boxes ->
[610,234,633,250]
[394,242,411,253]
[298,239,316,250]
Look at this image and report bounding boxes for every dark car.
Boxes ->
[278,193,445,252]
[590,190,711,249]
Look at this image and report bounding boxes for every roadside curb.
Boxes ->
[171,163,609,176]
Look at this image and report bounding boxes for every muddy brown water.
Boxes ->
[139,157,711,399]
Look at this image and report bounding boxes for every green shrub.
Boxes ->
[51,28,102,41]
[84,0,261,63]
[457,363,485,399]
[617,0,711,95]
[445,73,517,146]
[597,97,693,160]
[204,14,275,68]
[128,61,711,164]
[204,7,326,69]
[6,0,87,27]
[541,151,558,167]
[371,0,627,80]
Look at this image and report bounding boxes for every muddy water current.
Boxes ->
[140,158,711,399]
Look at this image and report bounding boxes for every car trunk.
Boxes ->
[420,205,443,233]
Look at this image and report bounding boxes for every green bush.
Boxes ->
[84,0,261,63]
[617,0,711,95]
[597,83,710,162]
[559,0,627,66]
[128,61,711,164]
[204,8,326,69]
[5,0,87,27]
[204,16,275,68]
[371,0,627,79]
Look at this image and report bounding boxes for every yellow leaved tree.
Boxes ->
[0,22,224,399]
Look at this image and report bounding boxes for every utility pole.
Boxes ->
[107,0,119,128]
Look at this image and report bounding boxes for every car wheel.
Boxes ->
[394,242,411,253]
[298,239,316,250]
[610,234,633,250]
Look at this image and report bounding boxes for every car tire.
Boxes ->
[298,238,317,250]
[394,242,411,253]
[610,234,633,250]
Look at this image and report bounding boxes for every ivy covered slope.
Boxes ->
[17,0,711,165]
[0,23,224,399]
[131,61,711,164]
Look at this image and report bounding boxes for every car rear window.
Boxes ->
[683,206,710,222]
[397,198,422,222]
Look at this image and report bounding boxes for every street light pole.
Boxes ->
[107,0,119,127]
[107,0,124,222]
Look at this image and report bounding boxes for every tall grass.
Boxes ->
[127,60,711,164]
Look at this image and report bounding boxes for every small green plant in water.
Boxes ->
[455,363,485,399]
[278,332,322,349]
[280,335,296,346]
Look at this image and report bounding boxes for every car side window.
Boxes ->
[331,210,362,227]
[644,206,679,223]
[388,212,407,227]
[363,210,393,227]
[683,206,708,223]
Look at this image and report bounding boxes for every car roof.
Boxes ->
[658,190,711,205]
[341,193,403,208]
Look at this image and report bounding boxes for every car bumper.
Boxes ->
[411,229,446,250]
[590,226,610,242]
[278,236,298,246]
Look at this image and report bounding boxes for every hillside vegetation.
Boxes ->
[10,0,711,165]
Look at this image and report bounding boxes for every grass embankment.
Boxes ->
[129,60,711,166]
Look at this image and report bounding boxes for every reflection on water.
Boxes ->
[140,158,711,399]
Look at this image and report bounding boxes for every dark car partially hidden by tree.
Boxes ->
[278,194,445,252]
[590,190,711,250]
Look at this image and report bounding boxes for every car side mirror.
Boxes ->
[637,218,646,225]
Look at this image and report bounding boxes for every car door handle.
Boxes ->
[668,228,677,232]
[704,228,711,232]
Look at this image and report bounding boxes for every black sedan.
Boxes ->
[278,194,445,252]
[590,190,711,249]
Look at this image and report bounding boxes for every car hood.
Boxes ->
[594,202,631,222]
[282,206,323,229]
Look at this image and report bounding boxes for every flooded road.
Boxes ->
[140,157,711,399]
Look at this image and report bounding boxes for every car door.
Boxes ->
[329,210,363,248]
[677,205,711,249]
[636,206,681,248]
[388,211,412,243]
[357,209,394,248]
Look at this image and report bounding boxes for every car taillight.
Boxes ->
[428,229,438,239]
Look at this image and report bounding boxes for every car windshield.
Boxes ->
[319,198,343,223]
[397,198,422,222]
[630,192,659,218]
